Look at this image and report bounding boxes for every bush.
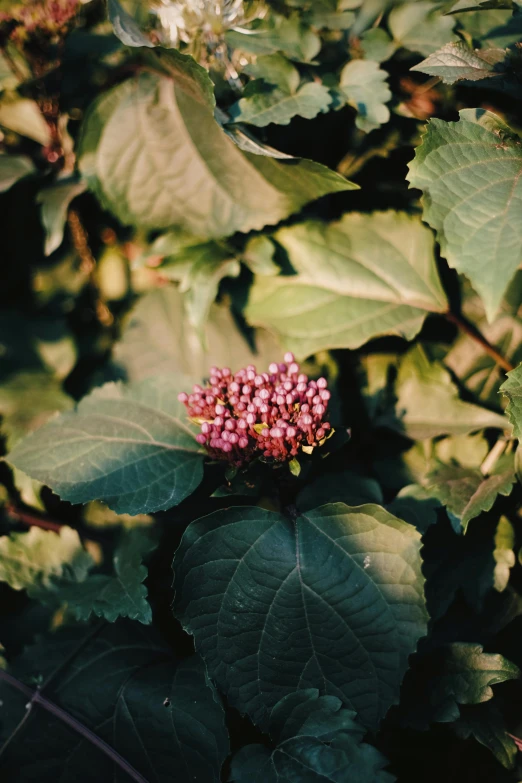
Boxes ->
[1,1,522,781]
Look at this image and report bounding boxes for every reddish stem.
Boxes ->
[446,311,514,373]
[5,503,63,533]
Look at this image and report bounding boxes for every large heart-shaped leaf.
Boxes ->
[173,502,427,731]
[245,211,448,358]
[407,109,522,321]
[7,376,205,515]
[78,50,354,239]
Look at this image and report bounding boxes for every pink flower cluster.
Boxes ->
[178,353,332,466]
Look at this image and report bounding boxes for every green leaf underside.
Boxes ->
[411,41,499,83]
[0,526,92,593]
[407,109,522,321]
[400,643,520,730]
[500,362,522,437]
[246,212,447,358]
[230,81,332,127]
[173,503,427,732]
[339,60,392,133]
[427,464,516,531]
[0,623,229,782]
[7,376,205,515]
[231,690,394,783]
[79,64,354,239]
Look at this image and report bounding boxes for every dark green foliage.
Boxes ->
[1,1,522,781]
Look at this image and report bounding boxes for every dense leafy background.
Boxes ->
[2,0,522,781]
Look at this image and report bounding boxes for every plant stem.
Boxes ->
[480,438,508,476]
[5,503,63,533]
[0,669,149,783]
[446,311,515,373]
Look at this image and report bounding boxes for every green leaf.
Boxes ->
[113,285,281,382]
[0,155,35,192]
[411,41,501,83]
[79,65,353,238]
[225,14,321,62]
[297,469,384,511]
[231,690,395,782]
[229,80,332,127]
[242,235,279,276]
[7,376,205,515]
[389,1,457,56]
[378,345,508,440]
[387,484,441,533]
[454,703,517,769]
[0,370,73,449]
[54,529,155,624]
[245,212,447,359]
[309,7,357,30]
[0,526,92,594]
[153,239,241,333]
[244,53,301,92]
[107,0,154,48]
[500,362,522,437]
[407,109,522,321]
[173,502,427,731]
[0,622,229,782]
[399,643,520,730]
[37,177,86,256]
[449,0,521,11]
[338,60,391,132]
[427,463,516,532]
[0,97,51,145]
[445,285,522,406]
[360,28,397,62]
[422,515,498,619]
[456,8,522,48]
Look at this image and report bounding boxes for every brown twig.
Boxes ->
[0,669,149,783]
[5,502,63,533]
[446,311,515,373]
[67,208,96,275]
[67,209,113,326]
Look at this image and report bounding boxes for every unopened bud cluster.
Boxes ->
[178,353,332,466]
